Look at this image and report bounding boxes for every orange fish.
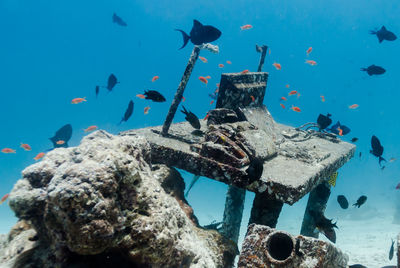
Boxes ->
[226,60,232,64]
[0,194,9,205]
[210,100,214,105]
[272,62,281,70]
[268,48,271,55]
[288,90,298,96]
[20,143,32,151]
[291,106,301,112]
[297,93,301,98]
[250,95,255,102]
[240,24,253,30]
[182,96,186,102]
[199,76,208,85]
[280,97,287,101]
[305,60,317,66]
[320,95,326,102]
[1,148,15,153]
[337,127,343,136]
[34,152,45,161]
[241,69,249,74]
[205,75,211,79]
[151,76,159,82]
[56,140,65,145]
[84,125,98,132]
[71,97,86,104]
[218,64,224,68]
[136,94,146,99]
[285,84,290,88]
[204,113,210,120]
[216,83,220,88]
[280,103,286,109]
[199,56,208,63]
[306,47,313,56]
[144,106,150,114]
[349,104,359,109]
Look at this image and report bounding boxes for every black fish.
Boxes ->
[246,157,264,184]
[370,26,397,43]
[349,265,367,268]
[337,195,349,209]
[329,121,351,136]
[370,135,386,166]
[389,239,394,260]
[359,152,362,158]
[353,195,367,208]
[317,113,332,130]
[143,90,166,102]
[351,137,358,143]
[118,100,134,125]
[95,85,100,98]
[49,124,72,148]
[361,65,386,76]
[112,13,127,26]
[310,210,338,243]
[181,106,201,129]
[176,19,221,49]
[106,74,119,91]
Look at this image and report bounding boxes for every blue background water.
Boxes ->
[1,0,399,265]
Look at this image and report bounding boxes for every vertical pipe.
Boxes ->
[162,46,201,136]
[300,181,331,237]
[248,192,284,228]
[256,45,268,72]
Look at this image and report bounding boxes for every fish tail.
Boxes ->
[360,68,367,71]
[175,29,190,49]
[181,105,188,115]
[117,119,123,126]
[184,175,200,198]
[379,156,386,165]
[369,30,377,35]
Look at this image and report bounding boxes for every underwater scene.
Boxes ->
[1,0,400,267]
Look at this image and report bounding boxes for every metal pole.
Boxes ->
[162,46,201,136]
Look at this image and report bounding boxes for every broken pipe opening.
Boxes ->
[264,231,295,264]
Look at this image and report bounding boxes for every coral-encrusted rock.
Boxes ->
[6,130,237,267]
[238,224,348,268]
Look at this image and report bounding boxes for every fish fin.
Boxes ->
[117,119,123,125]
[185,175,200,197]
[175,29,190,49]
[112,13,117,22]
[181,105,188,115]
[193,19,203,28]
[378,35,384,43]
[382,25,387,30]
[369,30,377,35]
[379,156,387,165]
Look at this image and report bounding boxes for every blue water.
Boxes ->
[1,0,400,265]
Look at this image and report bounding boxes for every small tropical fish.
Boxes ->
[389,157,396,163]
[328,121,351,136]
[151,76,159,82]
[182,96,186,102]
[50,124,72,148]
[246,157,264,184]
[176,19,222,49]
[250,95,255,102]
[210,100,214,105]
[370,135,386,166]
[389,239,395,260]
[106,74,119,91]
[240,24,253,30]
[349,104,359,109]
[144,106,150,114]
[226,60,232,64]
[291,106,301,112]
[328,172,338,187]
[1,148,15,153]
[351,137,359,143]
[34,152,45,160]
[306,47,313,56]
[56,140,65,145]
[71,97,86,104]
[280,103,286,109]
[285,84,290,88]
[0,194,9,205]
[199,56,208,63]
[337,195,349,209]
[118,100,134,125]
[142,90,166,102]
[353,195,367,208]
[84,126,98,132]
[280,97,287,101]
[370,26,397,43]
[199,76,208,85]
[396,183,400,190]
[20,143,32,151]
[272,62,281,70]
[310,210,338,243]
[95,85,100,98]
[337,127,343,136]
[112,13,127,26]
[361,65,386,76]
[181,106,200,129]
[204,113,209,120]
[240,70,249,74]
[320,95,325,102]
[218,64,224,68]
[288,90,298,96]
[317,113,332,130]
[305,60,317,66]
[205,75,211,79]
